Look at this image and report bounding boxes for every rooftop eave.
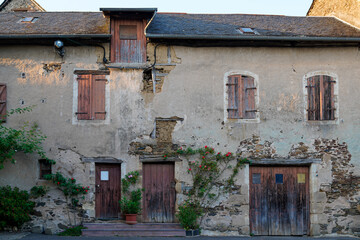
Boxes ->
[145,33,360,43]
[0,34,111,40]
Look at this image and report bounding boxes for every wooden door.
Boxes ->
[143,163,176,223]
[95,164,121,219]
[250,166,309,236]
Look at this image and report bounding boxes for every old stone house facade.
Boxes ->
[0,0,359,237]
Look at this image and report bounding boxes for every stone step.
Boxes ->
[82,223,186,237]
[82,229,186,237]
[83,222,183,230]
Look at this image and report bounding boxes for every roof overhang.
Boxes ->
[146,33,360,47]
[0,34,111,45]
[100,8,157,19]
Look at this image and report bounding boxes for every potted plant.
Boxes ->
[176,200,202,236]
[119,171,142,224]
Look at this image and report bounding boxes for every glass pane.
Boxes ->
[119,25,137,40]
[275,174,283,184]
[101,171,109,181]
[252,173,261,184]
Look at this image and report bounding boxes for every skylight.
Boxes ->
[239,27,257,35]
[20,17,38,23]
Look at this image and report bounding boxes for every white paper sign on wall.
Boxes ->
[101,171,109,181]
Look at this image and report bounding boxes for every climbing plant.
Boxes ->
[0,106,55,169]
[44,172,89,226]
[172,146,249,229]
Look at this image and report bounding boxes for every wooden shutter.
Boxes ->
[0,84,6,122]
[227,75,240,118]
[244,76,256,119]
[307,75,335,121]
[77,75,91,120]
[92,75,106,120]
[322,75,335,120]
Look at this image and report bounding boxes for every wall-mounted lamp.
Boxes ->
[54,40,65,57]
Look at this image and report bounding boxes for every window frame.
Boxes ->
[38,159,52,180]
[303,71,339,125]
[72,70,110,125]
[224,71,260,123]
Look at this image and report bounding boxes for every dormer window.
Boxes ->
[119,25,137,40]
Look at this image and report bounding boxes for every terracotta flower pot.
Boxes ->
[125,214,137,225]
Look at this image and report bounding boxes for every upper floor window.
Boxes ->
[226,74,258,121]
[110,19,146,63]
[75,72,109,121]
[306,75,336,121]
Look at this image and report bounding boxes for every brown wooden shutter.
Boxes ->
[244,76,256,119]
[92,75,106,120]
[322,76,335,120]
[77,75,91,120]
[307,75,335,121]
[0,84,6,122]
[307,76,317,120]
[227,75,239,118]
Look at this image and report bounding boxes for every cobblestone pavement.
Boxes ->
[0,232,357,240]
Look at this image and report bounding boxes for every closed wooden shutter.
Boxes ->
[77,75,91,120]
[0,84,6,122]
[307,75,335,121]
[323,75,335,120]
[227,75,256,119]
[92,75,106,120]
[244,76,256,119]
[227,75,240,118]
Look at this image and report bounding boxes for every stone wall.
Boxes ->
[307,0,360,28]
[0,0,45,12]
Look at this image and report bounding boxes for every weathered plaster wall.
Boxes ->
[307,0,360,29]
[0,45,150,233]
[141,44,360,236]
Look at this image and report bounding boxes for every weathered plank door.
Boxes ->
[250,166,309,236]
[95,164,121,219]
[143,163,176,223]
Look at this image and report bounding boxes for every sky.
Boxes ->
[36,0,314,16]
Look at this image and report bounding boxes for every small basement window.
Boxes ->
[20,17,38,23]
[39,159,52,179]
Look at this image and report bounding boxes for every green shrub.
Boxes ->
[58,225,86,236]
[0,186,35,228]
[176,200,202,230]
[30,186,48,198]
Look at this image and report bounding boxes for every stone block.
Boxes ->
[231,214,249,227]
[312,192,327,203]
[310,223,321,236]
[240,184,249,195]
[310,214,328,224]
[31,225,44,234]
[239,225,250,235]
[310,203,325,214]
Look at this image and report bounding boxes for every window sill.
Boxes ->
[306,119,339,125]
[225,118,260,124]
[106,63,150,69]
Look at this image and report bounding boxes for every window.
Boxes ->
[20,17,38,23]
[119,25,137,40]
[227,74,257,119]
[39,159,51,179]
[306,75,336,121]
[0,84,6,122]
[76,74,107,120]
